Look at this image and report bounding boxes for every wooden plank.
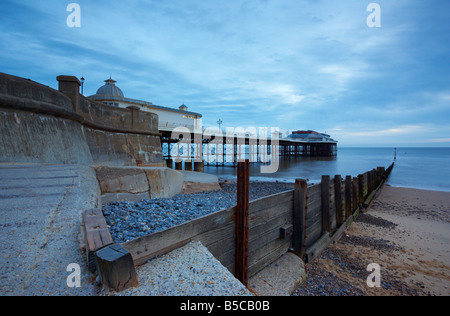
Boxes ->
[249,225,290,261]
[308,183,321,195]
[248,205,294,278]
[249,200,293,230]
[334,175,345,227]
[345,176,352,219]
[352,177,361,213]
[358,174,364,204]
[249,190,293,215]
[196,219,235,246]
[83,208,114,272]
[216,245,236,274]
[371,169,375,192]
[306,211,355,263]
[248,238,291,277]
[250,212,292,246]
[293,179,307,258]
[201,231,235,270]
[307,192,321,211]
[377,167,385,187]
[329,181,336,232]
[83,208,114,252]
[249,206,293,240]
[236,160,250,286]
[306,204,321,228]
[305,220,322,247]
[321,175,331,233]
[307,182,324,242]
[196,222,235,256]
[121,206,235,266]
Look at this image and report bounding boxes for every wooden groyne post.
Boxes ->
[235,160,250,286]
[293,179,308,259]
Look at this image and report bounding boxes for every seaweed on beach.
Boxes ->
[340,234,402,252]
[294,238,429,296]
[292,268,365,296]
[356,213,398,229]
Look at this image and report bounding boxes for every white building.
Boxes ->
[88,78,202,132]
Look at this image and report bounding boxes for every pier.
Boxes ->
[160,130,337,169]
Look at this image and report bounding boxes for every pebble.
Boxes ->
[103,181,294,243]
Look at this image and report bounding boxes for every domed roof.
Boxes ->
[95,78,124,98]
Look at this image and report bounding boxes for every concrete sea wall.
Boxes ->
[0,108,92,164]
[0,72,163,166]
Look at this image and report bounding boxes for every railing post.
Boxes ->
[293,179,308,260]
[236,160,249,286]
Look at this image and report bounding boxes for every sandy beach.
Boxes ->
[294,185,450,296]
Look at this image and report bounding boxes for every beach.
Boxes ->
[103,180,450,296]
[293,185,450,296]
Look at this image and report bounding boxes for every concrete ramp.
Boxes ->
[111,241,252,296]
[248,252,306,296]
[0,163,100,295]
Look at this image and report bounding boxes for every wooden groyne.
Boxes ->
[85,161,394,291]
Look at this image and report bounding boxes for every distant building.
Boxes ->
[88,78,202,132]
[287,130,337,143]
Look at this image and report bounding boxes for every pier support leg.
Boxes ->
[194,161,204,172]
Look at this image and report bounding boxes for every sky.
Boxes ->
[0,0,449,147]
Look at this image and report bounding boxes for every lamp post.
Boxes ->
[217,119,223,130]
[80,77,85,95]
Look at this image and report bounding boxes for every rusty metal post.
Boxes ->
[236,160,250,286]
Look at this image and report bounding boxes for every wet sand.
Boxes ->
[294,185,450,296]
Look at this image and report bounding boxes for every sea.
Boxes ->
[202,147,450,193]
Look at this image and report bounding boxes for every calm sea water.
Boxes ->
[203,147,450,192]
